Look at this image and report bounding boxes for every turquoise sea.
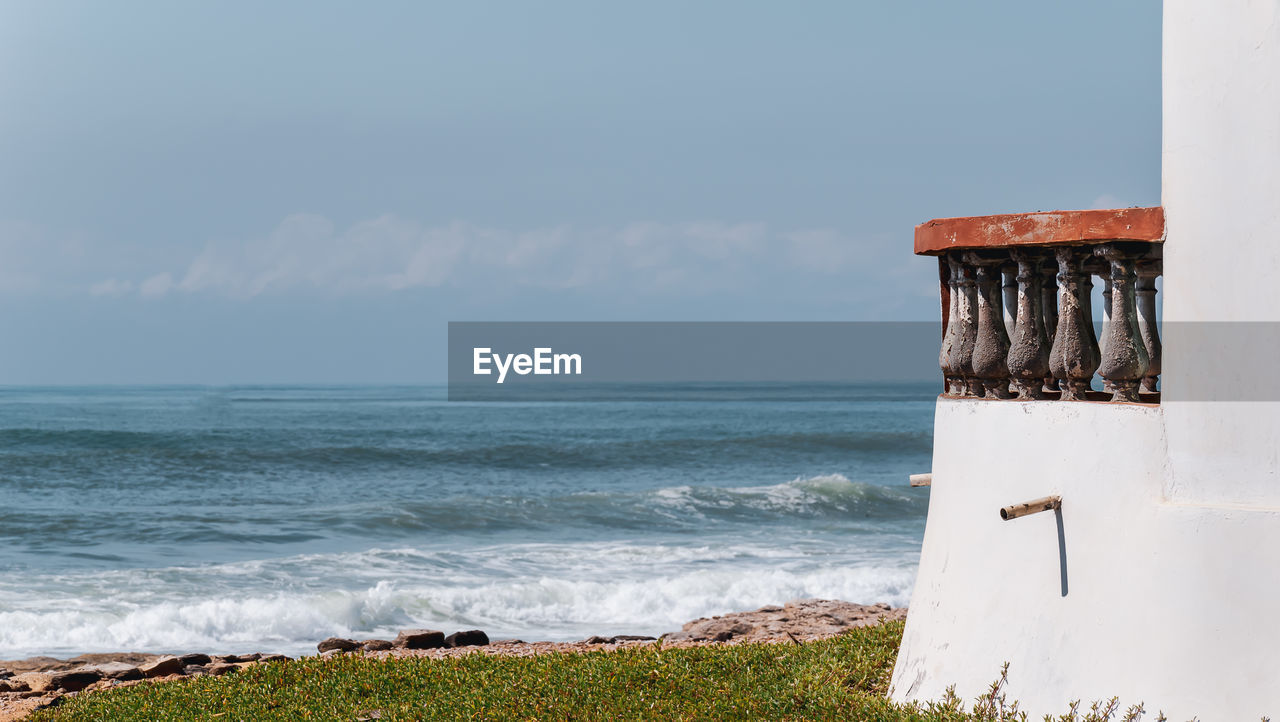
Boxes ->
[0,384,933,657]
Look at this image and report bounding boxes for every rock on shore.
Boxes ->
[0,652,295,722]
[660,599,906,644]
[0,598,904,720]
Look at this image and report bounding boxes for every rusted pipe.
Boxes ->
[909,473,932,487]
[999,495,1061,521]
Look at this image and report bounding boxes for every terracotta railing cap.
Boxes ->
[914,207,1165,256]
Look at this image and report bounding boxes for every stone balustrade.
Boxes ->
[918,208,1165,403]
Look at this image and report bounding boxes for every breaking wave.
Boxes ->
[0,541,915,657]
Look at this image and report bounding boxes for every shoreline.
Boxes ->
[0,599,904,720]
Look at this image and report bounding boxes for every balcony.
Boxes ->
[915,207,1165,403]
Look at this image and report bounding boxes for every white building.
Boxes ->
[889,2,1280,717]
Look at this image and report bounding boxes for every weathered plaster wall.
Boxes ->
[891,3,1280,716]
[1162,0,1280,505]
[890,399,1280,718]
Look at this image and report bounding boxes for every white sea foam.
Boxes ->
[0,387,931,660]
[0,583,410,656]
[647,473,917,514]
[0,540,916,658]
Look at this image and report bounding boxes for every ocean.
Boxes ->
[0,384,934,658]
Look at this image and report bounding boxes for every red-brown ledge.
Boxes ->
[913,207,1165,256]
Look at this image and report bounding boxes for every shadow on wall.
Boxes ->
[1056,507,1068,597]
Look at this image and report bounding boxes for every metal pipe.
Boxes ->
[999,495,1061,521]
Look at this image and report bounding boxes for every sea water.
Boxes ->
[0,383,933,657]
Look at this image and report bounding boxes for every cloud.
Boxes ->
[784,228,865,273]
[139,272,174,298]
[0,220,93,293]
[76,213,929,311]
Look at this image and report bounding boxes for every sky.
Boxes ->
[0,1,1161,383]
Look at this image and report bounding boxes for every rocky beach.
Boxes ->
[0,599,904,720]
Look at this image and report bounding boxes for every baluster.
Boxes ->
[964,252,1013,399]
[1040,259,1059,393]
[1094,275,1112,394]
[938,256,962,395]
[1078,255,1100,396]
[1097,244,1150,402]
[1137,259,1162,393]
[952,258,980,397]
[1001,264,1019,396]
[1081,262,1101,393]
[1002,265,1018,339]
[1049,247,1101,400]
[1006,250,1050,399]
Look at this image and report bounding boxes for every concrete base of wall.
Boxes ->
[889,398,1280,719]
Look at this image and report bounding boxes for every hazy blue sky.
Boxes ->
[0,1,1160,383]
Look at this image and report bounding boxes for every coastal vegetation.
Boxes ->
[28,621,1150,721]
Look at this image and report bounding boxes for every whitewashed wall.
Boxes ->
[890,400,1280,718]
[1162,0,1280,506]
[890,1,1280,716]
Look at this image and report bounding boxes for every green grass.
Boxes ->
[29,621,1128,721]
[33,622,922,721]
